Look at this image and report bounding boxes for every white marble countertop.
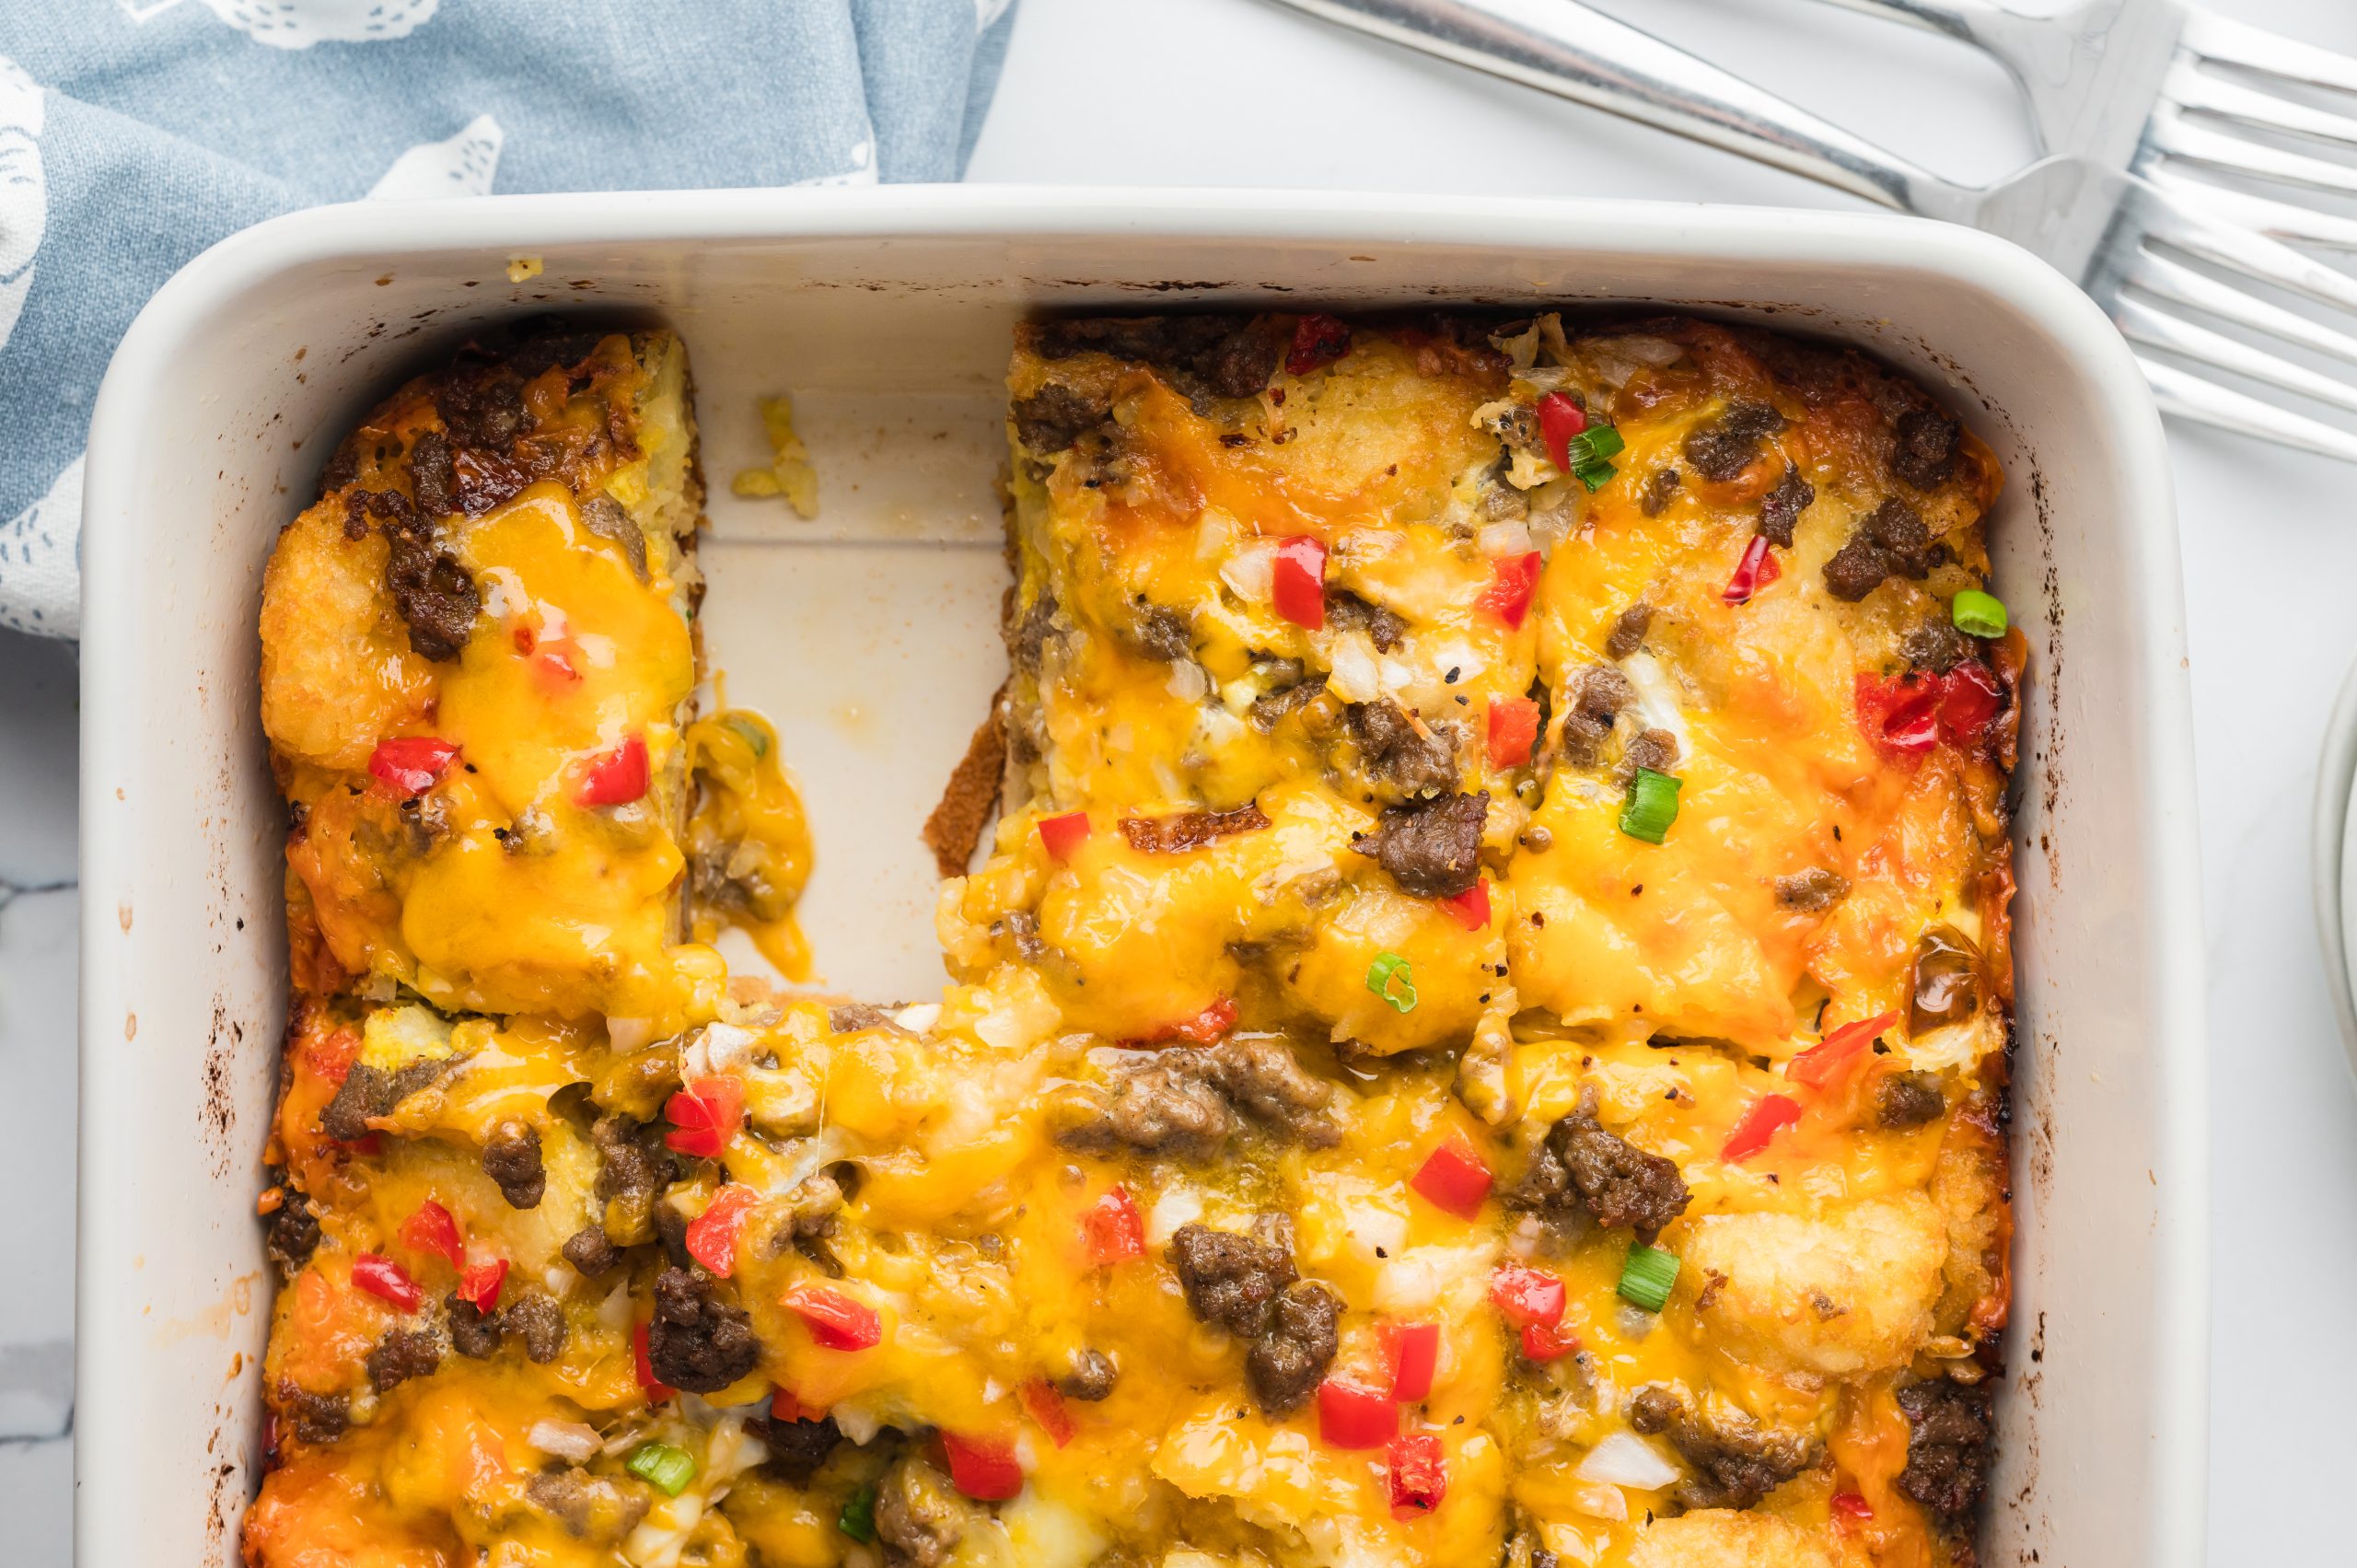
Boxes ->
[9,0,2355,1559]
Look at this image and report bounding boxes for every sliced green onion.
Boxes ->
[722,713,772,759]
[1365,951,1419,1014]
[1951,588,2007,639]
[626,1441,697,1497]
[1619,767,1682,844]
[839,1481,879,1543]
[1618,1244,1680,1313]
[1565,425,1625,493]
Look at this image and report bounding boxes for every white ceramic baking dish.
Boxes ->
[75,186,2207,1568]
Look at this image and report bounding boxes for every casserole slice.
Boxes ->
[247,972,2002,1568]
[260,325,723,1033]
[948,315,1533,1054]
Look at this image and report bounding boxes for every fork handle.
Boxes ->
[1788,0,2054,45]
[1262,0,1973,220]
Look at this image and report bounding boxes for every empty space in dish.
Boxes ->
[691,382,1007,1001]
[75,189,2207,1568]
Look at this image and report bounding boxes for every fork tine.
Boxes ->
[2178,11,2357,100]
[2147,110,2357,201]
[2126,177,2357,321]
[2143,166,2357,253]
[2116,295,2357,419]
[2139,356,2357,463]
[2162,56,2357,153]
[2122,249,2357,371]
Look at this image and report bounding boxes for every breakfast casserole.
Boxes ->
[246,312,2019,1568]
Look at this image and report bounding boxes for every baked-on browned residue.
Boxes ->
[921,687,1009,878]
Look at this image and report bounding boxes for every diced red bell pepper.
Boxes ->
[943,1432,1025,1500]
[351,1253,424,1314]
[1434,880,1490,932]
[1271,535,1328,630]
[1489,1264,1566,1330]
[455,1258,508,1314]
[1859,663,2006,761]
[1723,1093,1805,1162]
[663,1075,746,1158]
[1020,1379,1076,1448]
[685,1185,759,1278]
[575,734,650,806]
[1486,696,1540,772]
[783,1284,882,1352]
[1286,314,1353,377]
[1387,1432,1448,1518]
[1855,672,1943,757]
[1410,1135,1494,1219]
[536,643,584,686]
[1938,659,2003,747]
[367,737,459,797]
[1830,1492,1875,1521]
[1536,391,1587,472]
[633,1320,675,1402]
[512,623,583,684]
[772,1388,826,1423]
[1082,1186,1145,1266]
[1477,552,1543,631]
[1037,810,1091,862]
[1519,1322,1576,1361]
[1786,1010,1900,1091]
[1387,1322,1440,1403]
[398,1200,465,1269]
[1411,1136,1494,1218]
[1318,1377,1399,1450]
[1723,534,1783,604]
[1155,996,1238,1045]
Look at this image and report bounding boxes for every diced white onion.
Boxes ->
[1372,1240,1497,1314]
[1194,706,1246,753]
[1195,508,1237,562]
[1326,633,1382,703]
[597,1281,636,1330]
[1906,1011,2002,1074]
[1345,1203,1409,1260]
[1493,322,1542,370]
[1574,1432,1681,1492]
[833,1403,884,1446]
[1167,661,1210,703]
[680,1022,758,1079]
[1566,1480,1630,1522]
[1428,639,1486,681]
[1478,519,1535,558]
[973,983,1059,1051]
[1618,650,1695,753]
[892,1002,942,1034]
[704,1413,769,1486]
[622,1493,703,1568]
[606,1016,655,1054]
[1606,333,1685,366]
[1220,539,1277,603]
[527,1419,602,1463]
[1147,1187,1202,1245]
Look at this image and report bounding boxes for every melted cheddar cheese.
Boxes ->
[250,314,2016,1568]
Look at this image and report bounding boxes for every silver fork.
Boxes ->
[1801,0,2357,251]
[1261,0,2357,460]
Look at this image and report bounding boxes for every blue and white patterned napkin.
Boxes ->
[0,0,1016,639]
